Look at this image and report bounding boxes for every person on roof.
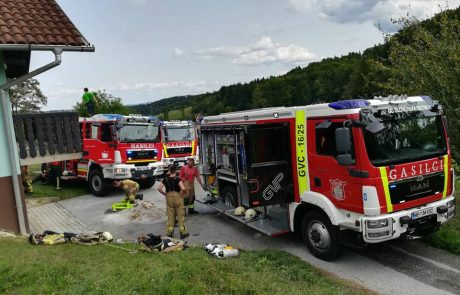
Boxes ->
[82,87,99,117]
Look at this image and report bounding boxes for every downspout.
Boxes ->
[0,48,63,235]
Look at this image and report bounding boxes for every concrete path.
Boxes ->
[27,202,90,233]
[31,181,460,295]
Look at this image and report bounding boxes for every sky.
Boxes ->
[32,0,460,111]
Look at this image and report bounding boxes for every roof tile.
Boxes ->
[0,0,90,46]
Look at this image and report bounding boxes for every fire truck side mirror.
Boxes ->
[110,125,118,142]
[335,127,354,166]
[335,127,352,153]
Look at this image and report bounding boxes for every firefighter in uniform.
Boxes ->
[20,165,33,194]
[158,165,189,239]
[179,158,203,214]
[111,179,141,211]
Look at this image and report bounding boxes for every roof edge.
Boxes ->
[0,44,95,52]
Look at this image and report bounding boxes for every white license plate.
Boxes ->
[136,166,149,170]
[411,207,434,220]
[176,161,185,167]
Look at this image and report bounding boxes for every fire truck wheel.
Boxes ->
[301,211,341,261]
[139,177,155,189]
[88,169,111,196]
[221,186,238,208]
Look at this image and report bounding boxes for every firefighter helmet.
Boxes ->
[245,209,257,220]
[234,206,246,216]
[102,232,113,242]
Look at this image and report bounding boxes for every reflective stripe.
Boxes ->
[443,155,449,198]
[295,110,309,196]
[379,167,393,213]
[126,159,156,163]
[163,144,169,158]
[191,140,196,156]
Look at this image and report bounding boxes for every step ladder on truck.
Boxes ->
[196,96,456,260]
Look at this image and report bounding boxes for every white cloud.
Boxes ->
[109,80,210,93]
[174,48,184,56]
[178,36,316,66]
[286,0,460,31]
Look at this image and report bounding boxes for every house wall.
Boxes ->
[0,51,29,234]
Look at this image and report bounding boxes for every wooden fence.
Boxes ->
[13,112,82,165]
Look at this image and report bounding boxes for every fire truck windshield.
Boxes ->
[166,127,194,142]
[363,112,447,166]
[118,124,159,143]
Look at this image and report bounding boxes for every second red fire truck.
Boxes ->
[160,120,198,171]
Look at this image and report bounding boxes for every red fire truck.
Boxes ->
[54,114,164,196]
[160,120,198,170]
[198,95,456,260]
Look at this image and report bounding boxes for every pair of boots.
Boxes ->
[167,232,189,239]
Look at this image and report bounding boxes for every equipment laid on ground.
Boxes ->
[137,233,186,253]
[111,194,143,212]
[29,230,113,245]
[203,243,239,258]
[197,95,456,260]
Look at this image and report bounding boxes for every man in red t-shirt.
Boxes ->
[179,158,203,214]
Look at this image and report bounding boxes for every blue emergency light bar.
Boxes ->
[328,100,370,110]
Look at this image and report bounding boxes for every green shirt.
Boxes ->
[82,92,95,104]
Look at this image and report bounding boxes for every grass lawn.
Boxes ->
[25,164,88,201]
[0,238,369,295]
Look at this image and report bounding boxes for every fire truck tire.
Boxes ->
[139,177,155,189]
[88,169,111,197]
[301,211,341,261]
[221,186,238,208]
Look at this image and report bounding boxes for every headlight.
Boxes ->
[114,168,126,173]
[367,219,390,229]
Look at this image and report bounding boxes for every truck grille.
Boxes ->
[389,172,444,204]
[127,150,157,160]
[167,147,192,155]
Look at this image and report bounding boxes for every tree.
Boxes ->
[74,90,132,117]
[373,8,460,160]
[9,78,47,113]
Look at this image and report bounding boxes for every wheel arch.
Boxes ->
[294,191,343,234]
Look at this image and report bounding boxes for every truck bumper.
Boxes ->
[103,162,164,180]
[361,196,456,243]
[162,155,199,170]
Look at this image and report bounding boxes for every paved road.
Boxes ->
[57,182,460,295]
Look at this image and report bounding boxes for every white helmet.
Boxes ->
[245,209,257,220]
[102,232,113,242]
[234,206,246,216]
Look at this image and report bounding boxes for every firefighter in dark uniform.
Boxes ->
[158,165,189,239]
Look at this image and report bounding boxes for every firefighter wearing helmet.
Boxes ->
[113,179,140,202]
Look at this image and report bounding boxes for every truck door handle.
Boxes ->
[248,179,259,193]
[348,169,369,178]
[314,177,321,187]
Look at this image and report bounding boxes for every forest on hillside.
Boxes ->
[131,8,460,160]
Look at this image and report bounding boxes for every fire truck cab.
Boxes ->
[198,96,456,260]
[160,120,198,170]
[72,114,164,196]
